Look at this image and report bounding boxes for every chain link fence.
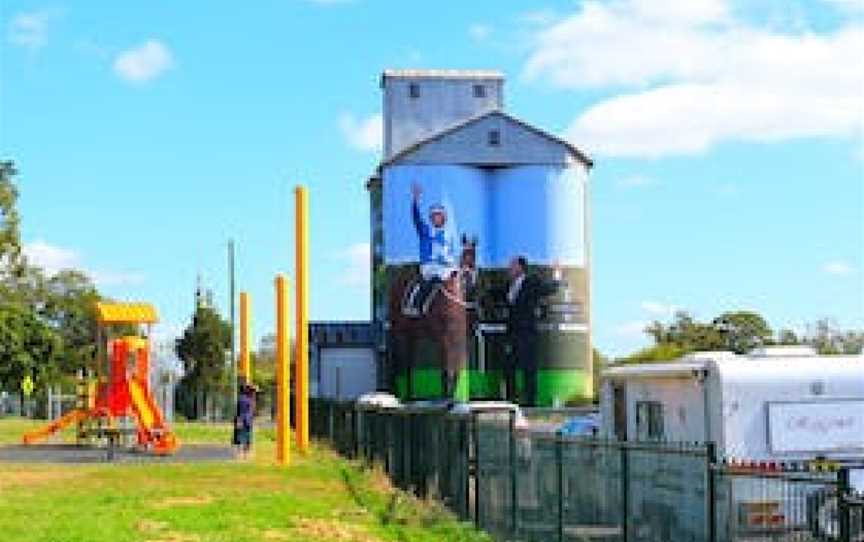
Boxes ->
[310,398,864,542]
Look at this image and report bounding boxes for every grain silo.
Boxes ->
[368,69,593,406]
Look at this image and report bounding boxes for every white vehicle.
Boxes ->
[600,347,864,537]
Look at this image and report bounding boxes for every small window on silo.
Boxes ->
[409,82,420,99]
[473,84,486,98]
[488,130,501,146]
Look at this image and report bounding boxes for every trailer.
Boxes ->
[600,346,864,536]
[599,346,864,459]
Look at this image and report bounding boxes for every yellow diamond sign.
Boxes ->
[21,375,34,397]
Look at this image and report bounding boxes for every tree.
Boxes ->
[0,304,62,399]
[175,304,231,419]
[804,319,864,355]
[645,311,724,352]
[775,328,800,345]
[0,160,23,283]
[619,343,688,364]
[40,270,102,374]
[712,311,772,354]
[627,309,774,362]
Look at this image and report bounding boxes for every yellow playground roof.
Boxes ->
[95,302,159,325]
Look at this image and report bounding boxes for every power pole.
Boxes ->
[228,239,237,407]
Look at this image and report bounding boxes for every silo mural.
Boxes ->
[380,163,590,405]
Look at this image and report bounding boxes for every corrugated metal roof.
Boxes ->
[381,69,504,80]
[603,361,708,379]
[380,109,593,168]
[95,302,159,324]
[603,353,864,383]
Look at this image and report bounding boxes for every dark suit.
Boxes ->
[504,274,560,406]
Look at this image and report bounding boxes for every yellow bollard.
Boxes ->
[294,186,310,454]
[239,292,252,384]
[275,274,291,465]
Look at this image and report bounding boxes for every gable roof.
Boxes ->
[381,109,593,169]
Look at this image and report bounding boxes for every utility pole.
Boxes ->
[228,239,237,407]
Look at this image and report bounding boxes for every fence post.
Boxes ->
[462,415,471,521]
[557,432,564,542]
[706,442,717,542]
[473,411,481,529]
[621,444,629,542]
[509,409,518,537]
[839,467,851,542]
[328,402,334,443]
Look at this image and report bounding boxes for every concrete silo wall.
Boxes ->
[379,163,591,405]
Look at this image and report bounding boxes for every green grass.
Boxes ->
[0,417,489,542]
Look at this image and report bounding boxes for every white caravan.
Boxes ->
[599,346,864,461]
[600,347,864,536]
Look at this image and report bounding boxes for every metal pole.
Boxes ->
[838,468,851,542]
[621,445,629,542]
[557,433,564,542]
[294,185,310,454]
[239,292,252,384]
[275,274,291,465]
[229,240,236,406]
[473,412,480,528]
[509,409,518,536]
[707,442,717,542]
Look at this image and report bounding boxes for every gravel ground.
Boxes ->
[0,443,236,464]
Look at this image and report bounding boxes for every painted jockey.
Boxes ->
[408,182,457,314]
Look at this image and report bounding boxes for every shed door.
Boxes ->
[319,347,377,400]
[613,384,627,441]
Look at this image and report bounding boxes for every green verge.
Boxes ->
[0,418,490,542]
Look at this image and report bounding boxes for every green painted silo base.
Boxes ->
[394,368,591,406]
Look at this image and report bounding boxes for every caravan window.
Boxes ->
[636,401,664,441]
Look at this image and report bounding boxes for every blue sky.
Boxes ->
[2,0,862,357]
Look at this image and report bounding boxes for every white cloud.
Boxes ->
[113,39,174,83]
[823,260,856,276]
[89,270,146,286]
[23,240,145,286]
[469,23,493,41]
[23,240,77,275]
[338,113,383,152]
[336,242,370,288]
[7,9,59,51]
[823,0,864,13]
[522,0,864,157]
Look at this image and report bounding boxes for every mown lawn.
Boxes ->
[0,417,490,542]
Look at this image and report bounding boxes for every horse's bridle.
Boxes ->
[438,267,478,309]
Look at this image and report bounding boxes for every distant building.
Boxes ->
[309,322,376,400]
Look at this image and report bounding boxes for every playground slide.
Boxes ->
[128,379,178,454]
[22,409,88,445]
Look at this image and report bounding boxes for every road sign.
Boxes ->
[21,375,34,397]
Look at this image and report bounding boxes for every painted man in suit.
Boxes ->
[504,256,563,407]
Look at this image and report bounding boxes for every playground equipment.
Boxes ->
[22,302,179,455]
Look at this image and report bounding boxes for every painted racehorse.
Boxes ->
[389,235,478,399]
